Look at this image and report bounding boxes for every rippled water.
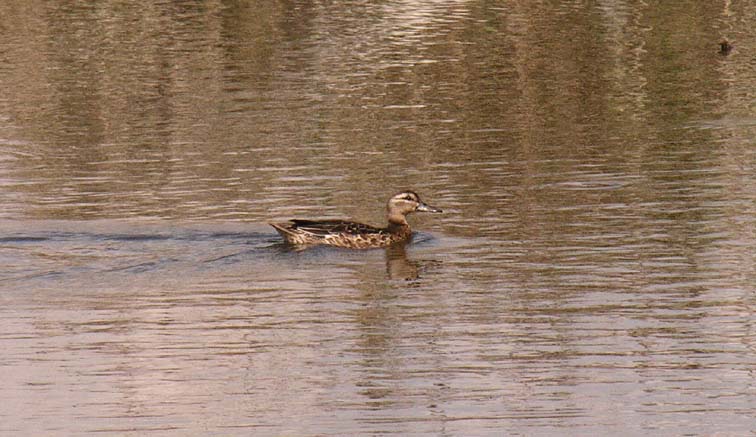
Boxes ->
[2,1,756,435]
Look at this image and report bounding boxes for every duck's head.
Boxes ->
[387,191,442,224]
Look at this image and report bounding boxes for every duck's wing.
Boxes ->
[288,219,385,237]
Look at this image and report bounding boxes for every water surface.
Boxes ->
[1,1,756,435]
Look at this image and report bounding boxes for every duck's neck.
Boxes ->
[386,214,411,235]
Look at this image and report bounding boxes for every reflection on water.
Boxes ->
[2,0,756,435]
[385,243,420,281]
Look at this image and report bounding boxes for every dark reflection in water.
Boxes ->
[385,243,420,281]
[1,0,756,436]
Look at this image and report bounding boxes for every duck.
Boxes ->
[270,191,442,249]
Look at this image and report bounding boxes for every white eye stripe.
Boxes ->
[392,192,419,202]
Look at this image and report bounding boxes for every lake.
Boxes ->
[1,1,755,435]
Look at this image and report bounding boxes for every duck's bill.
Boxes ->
[417,202,443,213]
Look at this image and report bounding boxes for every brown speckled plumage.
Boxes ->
[270,191,441,249]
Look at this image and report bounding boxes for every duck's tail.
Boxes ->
[270,221,294,236]
[270,221,309,245]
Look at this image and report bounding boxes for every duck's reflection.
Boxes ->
[385,243,418,280]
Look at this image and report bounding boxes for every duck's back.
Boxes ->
[288,219,383,236]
